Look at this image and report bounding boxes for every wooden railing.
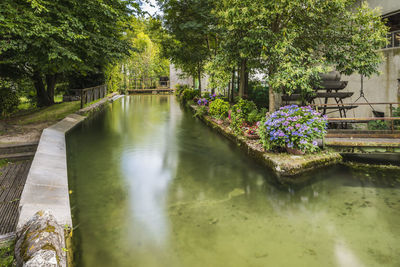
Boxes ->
[311,102,400,132]
[131,79,170,90]
[77,85,107,108]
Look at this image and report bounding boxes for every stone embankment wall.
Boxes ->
[15,94,121,266]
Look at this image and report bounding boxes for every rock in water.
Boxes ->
[15,210,67,267]
[228,188,245,199]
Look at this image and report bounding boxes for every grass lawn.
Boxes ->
[13,101,81,125]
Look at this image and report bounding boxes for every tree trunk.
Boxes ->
[244,71,249,98]
[239,59,247,98]
[227,80,231,102]
[230,68,235,103]
[269,86,275,113]
[236,66,240,100]
[193,75,196,89]
[45,74,57,104]
[268,66,277,113]
[198,66,202,96]
[33,71,52,107]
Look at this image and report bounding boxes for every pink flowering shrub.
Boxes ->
[258,105,327,152]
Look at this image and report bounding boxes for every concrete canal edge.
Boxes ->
[15,94,121,266]
[187,104,343,179]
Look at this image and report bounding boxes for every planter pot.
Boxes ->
[286,146,305,155]
[244,133,260,140]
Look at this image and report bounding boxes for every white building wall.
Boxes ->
[342,48,400,117]
[169,64,193,89]
[169,64,210,92]
[333,0,400,118]
[367,0,399,15]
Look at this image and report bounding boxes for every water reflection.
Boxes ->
[335,240,364,267]
[120,96,180,246]
[67,95,400,267]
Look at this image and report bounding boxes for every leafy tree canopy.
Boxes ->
[158,0,387,111]
[0,0,139,106]
[157,0,218,93]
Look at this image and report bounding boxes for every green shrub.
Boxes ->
[175,84,190,97]
[368,120,389,130]
[247,109,265,124]
[230,108,266,135]
[0,241,14,267]
[0,86,19,116]
[194,105,208,118]
[202,92,211,99]
[232,99,257,117]
[181,88,199,103]
[230,99,259,134]
[248,81,269,109]
[230,110,246,135]
[393,106,400,126]
[209,98,230,119]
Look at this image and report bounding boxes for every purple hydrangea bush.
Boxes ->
[258,105,327,152]
[197,98,208,106]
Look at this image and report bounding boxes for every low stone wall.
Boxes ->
[16,94,121,266]
[188,104,342,178]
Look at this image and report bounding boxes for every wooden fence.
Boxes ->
[78,85,107,108]
[311,102,400,133]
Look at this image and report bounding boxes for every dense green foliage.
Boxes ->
[160,0,387,111]
[393,106,400,126]
[111,18,170,93]
[232,99,257,117]
[194,105,208,118]
[181,89,199,103]
[0,85,19,116]
[0,242,14,267]
[158,0,218,93]
[175,84,191,97]
[368,120,389,130]
[209,99,230,119]
[0,0,139,106]
[229,99,263,134]
[248,81,269,109]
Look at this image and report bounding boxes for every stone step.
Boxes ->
[0,142,38,155]
[0,152,36,162]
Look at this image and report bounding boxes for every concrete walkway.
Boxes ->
[17,114,85,229]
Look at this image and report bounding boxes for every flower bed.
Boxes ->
[188,93,327,154]
[258,105,327,153]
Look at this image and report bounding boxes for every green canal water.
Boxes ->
[66,95,400,267]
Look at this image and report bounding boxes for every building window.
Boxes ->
[385,31,400,48]
[383,11,400,49]
[394,31,400,47]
